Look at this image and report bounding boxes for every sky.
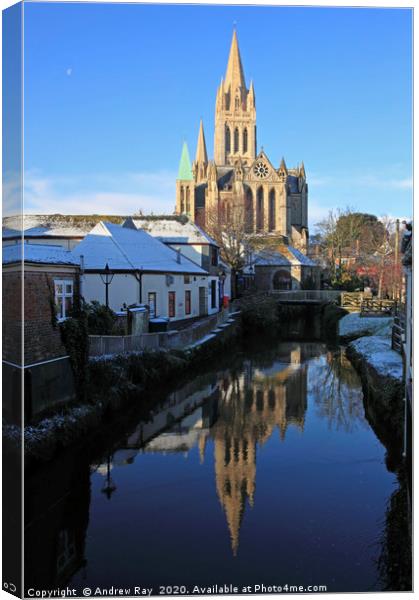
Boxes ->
[7,2,413,230]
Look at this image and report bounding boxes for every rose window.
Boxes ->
[253,161,269,178]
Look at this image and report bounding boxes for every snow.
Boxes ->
[3,242,80,266]
[348,335,403,381]
[126,217,218,246]
[339,312,393,339]
[254,245,317,268]
[72,221,208,275]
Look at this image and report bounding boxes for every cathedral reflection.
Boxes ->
[204,344,310,555]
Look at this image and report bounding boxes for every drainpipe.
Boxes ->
[79,254,85,303]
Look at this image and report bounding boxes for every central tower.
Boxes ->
[214,30,256,166]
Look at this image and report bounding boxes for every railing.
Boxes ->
[89,309,238,357]
[360,298,397,318]
[341,291,365,312]
[271,290,342,302]
[391,302,406,354]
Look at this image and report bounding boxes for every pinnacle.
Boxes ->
[195,120,208,164]
[225,29,246,94]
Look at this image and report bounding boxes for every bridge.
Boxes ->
[270,290,342,305]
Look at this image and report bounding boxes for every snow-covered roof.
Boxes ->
[3,243,80,266]
[254,245,318,268]
[3,225,88,239]
[72,222,208,275]
[125,217,218,246]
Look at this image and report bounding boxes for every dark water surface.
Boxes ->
[25,342,400,593]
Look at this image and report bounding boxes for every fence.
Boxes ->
[360,298,397,318]
[340,292,365,312]
[89,309,238,357]
[391,302,406,354]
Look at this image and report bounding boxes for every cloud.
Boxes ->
[23,169,177,215]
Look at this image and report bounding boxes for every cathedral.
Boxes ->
[175,30,309,252]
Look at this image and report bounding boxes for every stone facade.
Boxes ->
[175,30,309,252]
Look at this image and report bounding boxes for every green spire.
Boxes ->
[177,142,193,181]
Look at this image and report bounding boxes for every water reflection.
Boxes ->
[24,342,410,593]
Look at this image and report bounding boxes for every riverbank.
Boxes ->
[4,313,241,467]
[338,312,404,469]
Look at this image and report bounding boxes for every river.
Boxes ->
[25,341,404,593]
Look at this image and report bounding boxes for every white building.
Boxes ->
[72,222,211,322]
[123,216,230,312]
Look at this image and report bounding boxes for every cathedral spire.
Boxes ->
[224,29,246,94]
[177,141,193,181]
[195,120,208,164]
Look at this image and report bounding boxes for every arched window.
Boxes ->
[256,187,264,231]
[180,187,185,213]
[225,125,231,153]
[269,189,276,231]
[243,128,248,153]
[245,187,253,233]
[234,128,239,153]
[235,96,240,110]
[185,187,190,213]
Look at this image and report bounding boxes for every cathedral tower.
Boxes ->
[174,30,309,253]
[214,30,256,166]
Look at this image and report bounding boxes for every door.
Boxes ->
[199,286,208,316]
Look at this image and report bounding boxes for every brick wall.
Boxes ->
[3,268,79,366]
[2,270,23,365]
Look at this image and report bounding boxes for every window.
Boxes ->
[211,279,217,309]
[269,189,276,232]
[180,187,185,213]
[184,275,190,284]
[243,128,248,153]
[210,246,218,266]
[168,291,176,318]
[148,292,157,318]
[225,125,231,153]
[54,279,73,321]
[234,127,239,153]
[185,187,190,213]
[256,187,264,231]
[185,290,191,315]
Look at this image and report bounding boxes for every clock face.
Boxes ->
[253,161,269,179]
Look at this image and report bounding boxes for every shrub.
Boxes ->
[85,301,117,335]
[240,294,279,335]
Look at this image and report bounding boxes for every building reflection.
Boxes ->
[205,344,311,555]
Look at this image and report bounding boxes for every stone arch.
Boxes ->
[256,187,264,231]
[268,189,276,232]
[273,269,292,291]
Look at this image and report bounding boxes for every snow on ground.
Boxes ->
[339,312,393,339]
[348,335,403,381]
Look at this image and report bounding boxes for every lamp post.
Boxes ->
[101,453,117,500]
[99,262,114,309]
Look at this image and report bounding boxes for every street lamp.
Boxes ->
[99,262,114,309]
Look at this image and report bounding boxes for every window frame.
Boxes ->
[54,279,74,322]
[148,292,157,318]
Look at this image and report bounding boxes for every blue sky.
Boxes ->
[17,2,412,229]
